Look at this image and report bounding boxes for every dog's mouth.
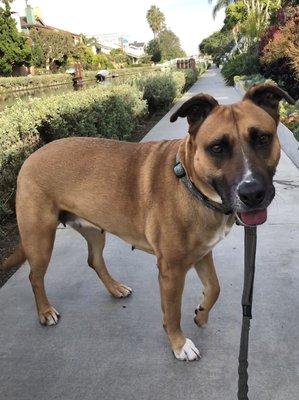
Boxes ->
[236,209,267,226]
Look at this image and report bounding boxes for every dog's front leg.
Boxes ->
[158,259,200,361]
[194,252,220,327]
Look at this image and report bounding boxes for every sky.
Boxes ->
[12,0,225,55]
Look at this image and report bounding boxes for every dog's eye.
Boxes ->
[206,136,231,158]
[257,134,272,146]
[210,144,223,154]
[250,128,273,147]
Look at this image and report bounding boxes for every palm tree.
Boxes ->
[208,0,236,18]
[146,5,166,39]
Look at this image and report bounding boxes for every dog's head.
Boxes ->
[170,84,295,225]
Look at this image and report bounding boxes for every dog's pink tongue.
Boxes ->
[240,209,267,226]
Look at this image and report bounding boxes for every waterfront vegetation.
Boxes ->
[0,66,159,93]
[0,66,204,223]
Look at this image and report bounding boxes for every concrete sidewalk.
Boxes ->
[0,68,298,400]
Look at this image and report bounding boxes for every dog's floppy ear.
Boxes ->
[170,93,219,135]
[243,83,295,124]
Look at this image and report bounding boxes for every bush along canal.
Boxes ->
[0,67,160,111]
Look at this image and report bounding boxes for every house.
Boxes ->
[19,3,82,45]
[92,33,145,63]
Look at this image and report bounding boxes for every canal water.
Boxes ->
[0,69,155,111]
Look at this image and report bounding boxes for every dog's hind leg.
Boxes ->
[193,251,220,327]
[18,203,60,326]
[73,225,132,298]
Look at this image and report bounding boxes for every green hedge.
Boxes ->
[0,66,159,92]
[221,53,260,86]
[0,73,73,91]
[0,84,147,220]
[134,68,200,112]
[183,68,199,91]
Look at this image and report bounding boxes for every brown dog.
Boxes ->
[3,84,294,361]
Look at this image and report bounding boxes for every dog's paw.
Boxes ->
[173,338,201,361]
[39,306,60,326]
[108,283,132,298]
[194,305,209,327]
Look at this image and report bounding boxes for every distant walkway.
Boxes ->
[0,68,298,400]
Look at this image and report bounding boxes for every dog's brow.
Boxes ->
[248,127,273,136]
[208,134,230,146]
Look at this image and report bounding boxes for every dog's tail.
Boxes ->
[2,243,27,271]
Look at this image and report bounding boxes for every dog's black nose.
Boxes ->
[238,180,266,207]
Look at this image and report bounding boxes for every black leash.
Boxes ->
[173,157,258,399]
[238,226,257,400]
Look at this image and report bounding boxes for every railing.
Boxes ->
[176,58,196,70]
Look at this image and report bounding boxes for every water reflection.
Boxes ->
[0,72,142,111]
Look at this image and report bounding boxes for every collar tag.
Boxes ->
[173,161,186,179]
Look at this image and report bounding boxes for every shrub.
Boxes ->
[171,71,186,97]
[0,66,158,92]
[260,7,299,74]
[221,53,260,86]
[132,65,206,112]
[280,100,299,140]
[0,73,73,91]
[136,73,178,111]
[183,68,199,91]
[0,85,147,220]
[261,57,299,101]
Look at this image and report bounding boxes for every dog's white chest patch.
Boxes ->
[206,218,232,250]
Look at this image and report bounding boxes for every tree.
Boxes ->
[208,1,283,51]
[208,0,236,18]
[71,44,95,69]
[93,53,113,69]
[208,0,281,19]
[80,34,102,53]
[146,5,165,38]
[0,0,31,75]
[109,48,129,67]
[199,30,233,57]
[31,39,46,67]
[158,29,186,60]
[146,39,162,62]
[30,29,74,69]
[223,1,247,30]
[146,30,186,62]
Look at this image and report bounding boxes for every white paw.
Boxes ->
[173,338,201,361]
[110,283,133,298]
[39,306,60,326]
